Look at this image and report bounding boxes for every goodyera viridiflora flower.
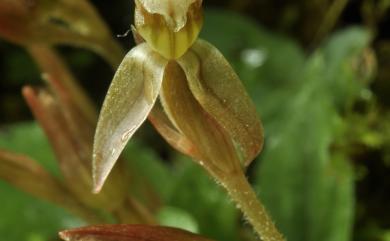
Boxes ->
[93,0,264,191]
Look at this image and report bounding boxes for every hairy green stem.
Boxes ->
[222,172,285,241]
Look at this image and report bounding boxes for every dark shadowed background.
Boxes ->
[0,1,389,241]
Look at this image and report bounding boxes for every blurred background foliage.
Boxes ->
[0,0,389,241]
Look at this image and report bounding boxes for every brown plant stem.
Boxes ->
[27,44,97,124]
[0,149,104,224]
[221,172,285,241]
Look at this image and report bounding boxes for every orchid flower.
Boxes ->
[93,1,284,241]
[93,0,263,191]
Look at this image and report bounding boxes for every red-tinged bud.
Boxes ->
[59,224,215,241]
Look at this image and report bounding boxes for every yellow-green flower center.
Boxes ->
[134,0,203,60]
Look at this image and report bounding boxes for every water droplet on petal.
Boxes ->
[121,125,137,141]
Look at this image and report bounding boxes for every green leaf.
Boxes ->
[202,10,370,241]
[321,27,373,107]
[0,181,83,241]
[0,122,59,175]
[254,53,356,241]
[157,206,199,233]
[123,141,172,202]
[0,122,82,241]
[252,27,370,241]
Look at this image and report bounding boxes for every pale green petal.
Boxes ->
[93,44,167,192]
[177,40,264,167]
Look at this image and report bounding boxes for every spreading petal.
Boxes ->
[93,43,167,192]
[177,40,264,166]
[160,61,242,178]
[59,224,215,241]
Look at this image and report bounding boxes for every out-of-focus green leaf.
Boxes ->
[253,53,356,241]
[157,206,199,233]
[0,122,82,241]
[123,141,172,202]
[167,158,239,241]
[321,27,373,107]
[0,181,83,241]
[252,29,369,241]
[0,122,59,175]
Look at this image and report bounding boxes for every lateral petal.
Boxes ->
[177,40,264,166]
[93,44,167,192]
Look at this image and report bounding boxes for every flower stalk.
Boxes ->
[222,173,285,241]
